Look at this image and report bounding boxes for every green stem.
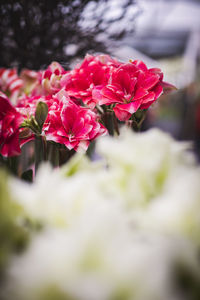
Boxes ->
[59,146,75,166]
[101,111,114,136]
[125,118,139,132]
[137,110,147,130]
[113,114,120,135]
[34,135,45,173]
[126,110,147,132]
[47,142,59,167]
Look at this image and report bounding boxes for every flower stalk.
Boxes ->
[47,142,60,168]
[34,135,46,173]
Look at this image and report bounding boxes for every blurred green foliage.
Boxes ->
[0,169,29,276]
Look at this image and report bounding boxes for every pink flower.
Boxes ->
[93,60,174,121]
[16,95,42,117]
[44,93,107,152]
[20,62,68,97]
[61,54,121,108]
[20,69,39,96]
[0,68,23,103]
[0,93,23,157]
[40,61,67,95]
[16,94,55,118]
[16,89,71,119]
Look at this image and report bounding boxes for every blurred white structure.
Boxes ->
[111,45,159,68]
[112,0,200,89]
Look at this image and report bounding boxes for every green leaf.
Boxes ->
[34,136,47,173]
[35,101,48,129]
[19,120,29,128]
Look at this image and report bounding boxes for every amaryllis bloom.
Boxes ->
[39,61,68,96]
[0,93,23,157]
[93,60,175,121]
[44,95,107,152]
[61,54,121,108]
[0,68,23,103]
[16,89,72,119]
[21,62,68,98]
[20,69,39,96]
[16,95,42,117]
[16,94,54,118]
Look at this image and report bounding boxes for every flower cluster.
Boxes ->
[43,91,106,152]
[0,54,174,158]
[1,129,200,300]
[0,68,23,103]
[93,62,166,121]
[0,93,23,157]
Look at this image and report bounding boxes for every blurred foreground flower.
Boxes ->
[0,169,30,276]
[1,128,200,300]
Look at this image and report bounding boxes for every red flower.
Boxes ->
[16,95,42,117]
[0,93,23,157]
[16,89,73,119]
[0,68,23,103]
[44,93,107,152]
[20,62,68,98]
[20,69,39,96]
[93,60,173,121]
[16,94,56,118]
[61,54,121,108]
[40,61,68,95]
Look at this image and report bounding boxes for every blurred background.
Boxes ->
[1,0,200,157]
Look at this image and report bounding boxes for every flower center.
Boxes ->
[124,93,133,103]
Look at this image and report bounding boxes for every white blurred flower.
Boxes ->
[97,127,196,208]
[97,128,200,246]
[5,225,200,300]
[61,153,103,177]
[4,128,200,300]
[134,167,200,246]
[10,163,109,229]
[5,201,134,300]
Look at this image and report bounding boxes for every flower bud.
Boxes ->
[35,101,48,130]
